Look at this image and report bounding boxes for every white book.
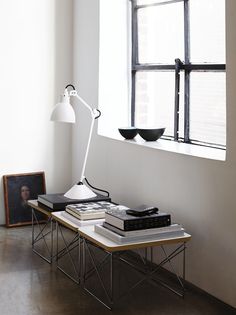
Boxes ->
[65,208,105,220]
[66,202,128,220]
[94,224,185,244]
[62,211,105,226]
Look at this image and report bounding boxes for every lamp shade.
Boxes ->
[64,183,97,199]
[50,93,75,123]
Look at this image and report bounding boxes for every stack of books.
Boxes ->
[94,207,185,243]
[62,201,128,227]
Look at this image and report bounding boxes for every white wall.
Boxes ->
[72,0,100,182]
[0,0,73,224]
[73,0,236,308]
[98,0,131,137]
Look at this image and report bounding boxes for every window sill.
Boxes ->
[98,133,226,161]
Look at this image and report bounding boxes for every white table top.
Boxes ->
[52,211,105,232]
[78,225,191,252]
[52,211,82,232]
[51,210,191,252]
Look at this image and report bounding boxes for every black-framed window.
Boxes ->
[131,0,226,149]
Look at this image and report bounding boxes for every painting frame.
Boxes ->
[3,172,46,227]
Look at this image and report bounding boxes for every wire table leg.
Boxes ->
[81,239,189,309]
[32,208,34,249]
[56,223,81,284]
[110,252,114,307]
[31,208,54,264]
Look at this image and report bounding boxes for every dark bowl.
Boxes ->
[118,127,138,139]
[138,128,165,141]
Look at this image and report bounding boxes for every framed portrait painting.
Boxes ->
[3,172,46,227]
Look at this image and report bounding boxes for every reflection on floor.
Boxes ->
[0,226,235,315]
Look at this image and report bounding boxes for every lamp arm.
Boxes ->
[70,90,100,184]
[79,115,95,183]
[70,90,94,115]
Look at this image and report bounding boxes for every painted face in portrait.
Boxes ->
[21,185,30,203]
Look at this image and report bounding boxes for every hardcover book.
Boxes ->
[62,211,105,226]
[66,202,128,220]
[105,209,171,231]
[103,222,182,237]
[94,224,184,244]
[37,192,111,211]
[66,208,106,220]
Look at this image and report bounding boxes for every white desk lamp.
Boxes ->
[50,84,101,200]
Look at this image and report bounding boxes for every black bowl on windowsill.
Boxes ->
[138,128,165,141]
[118,127,138,140]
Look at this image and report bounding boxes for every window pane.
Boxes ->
[137,2,184,64]
[190,0,225,63]
[135,72,175,137]
[190,72,226,146]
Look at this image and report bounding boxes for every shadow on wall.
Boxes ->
[51,0,74,193]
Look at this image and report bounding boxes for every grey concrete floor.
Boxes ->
[0,225,235,315]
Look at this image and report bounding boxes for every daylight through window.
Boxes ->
[131,0,226,149]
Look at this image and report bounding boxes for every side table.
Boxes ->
[28,200,55,264]
[79,225,191,310]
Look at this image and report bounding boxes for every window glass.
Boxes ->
[189,0,225,63]
[189,72,226,146]
[137,2,184,64]
[135,71,175,137]
[133,0,226,149]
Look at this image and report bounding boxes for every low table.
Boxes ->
[79,225,191,309]
[28,202,82,283]
[28,201,191,310]
[52,211,82,284]
[28,200,55,264]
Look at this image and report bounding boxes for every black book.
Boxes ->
[103,222,182,237]
[38,193,111,211]
[105,209,171,231]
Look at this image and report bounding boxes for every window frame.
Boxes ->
[131,0,226,149]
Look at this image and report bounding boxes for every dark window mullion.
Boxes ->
[185,64,226,71]
[134,64,175,71]
[131,72,136,127]
[134,64,226,71]
[174,59,182,141]
[184,0,190,143]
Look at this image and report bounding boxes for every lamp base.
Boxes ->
[64,183,97,200]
